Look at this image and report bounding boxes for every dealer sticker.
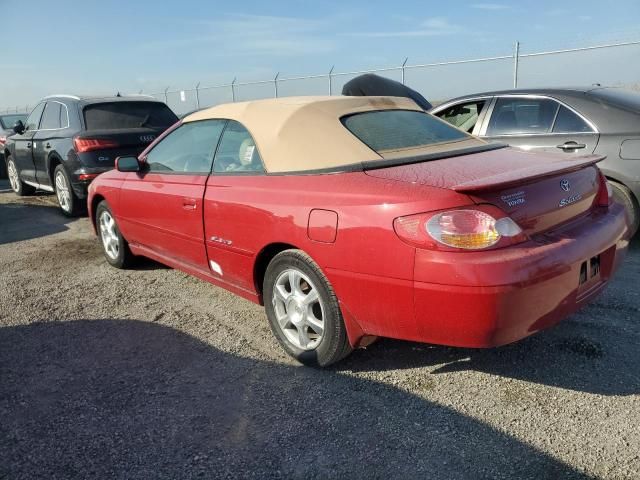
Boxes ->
[501,191,526,207]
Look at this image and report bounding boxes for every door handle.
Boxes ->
[182,199,197,211]
[556,142,586,151]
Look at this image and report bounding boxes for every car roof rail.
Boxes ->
[43,94,81,100]
[123,93,157,99]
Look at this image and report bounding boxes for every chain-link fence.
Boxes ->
[4,39,640,116]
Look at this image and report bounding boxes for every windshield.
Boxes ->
[0,114,27,129]
[83,101,178,130]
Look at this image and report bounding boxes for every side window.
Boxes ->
[436,100,486,133]
[213,120,264,174]
[39,102,62,130]
[487,98,559,136]
[145,119,225,174]
[25,103,46,131]
[59,104,69,128]
[552,106,593,133]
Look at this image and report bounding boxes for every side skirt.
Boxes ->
[129,243,262,305]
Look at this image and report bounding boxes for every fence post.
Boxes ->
[163,86,169,104]
[513,41,520,88]
[328,66,334,95]
[274,72,280,98]
[401,57,408,84]
[231,77,236,102]
[195,82,200,109]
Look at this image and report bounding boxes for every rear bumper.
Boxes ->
[412,204,629,347]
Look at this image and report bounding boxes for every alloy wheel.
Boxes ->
[7,160,19,193]
[99,211,120,260]
[55,170,71,213]
[272,268,325,350]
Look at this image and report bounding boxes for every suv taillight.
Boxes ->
[394,205,527,251]
[0,135,6,145]
[73,137,119,153]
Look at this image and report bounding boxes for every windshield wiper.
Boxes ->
[138,114,151,128]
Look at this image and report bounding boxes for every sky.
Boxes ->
[1,0,640,113]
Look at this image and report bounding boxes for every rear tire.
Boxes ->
[610,180,639,236]
[6,156,36,196]
[54,164,83,217]
[96,200,134,269]
[264,249,353,367]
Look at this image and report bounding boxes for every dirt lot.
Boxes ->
[0,179,638,479]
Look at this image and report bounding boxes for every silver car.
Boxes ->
[431,87,640,235]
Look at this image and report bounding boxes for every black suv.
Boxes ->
[3,95,178,215]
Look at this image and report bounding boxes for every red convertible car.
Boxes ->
[88,96,629,366]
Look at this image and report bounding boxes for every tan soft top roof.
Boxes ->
[184,96,482,173]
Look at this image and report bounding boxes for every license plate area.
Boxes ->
[578,254,602,297]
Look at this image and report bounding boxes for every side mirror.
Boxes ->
[13,120,25,135]
[115,155,141,172]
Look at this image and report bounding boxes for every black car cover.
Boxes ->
[341,73,432,110]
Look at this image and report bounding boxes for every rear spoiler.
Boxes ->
[452,154,605,193]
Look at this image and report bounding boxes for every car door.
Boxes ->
[480,95,599,155]
[117,119,226,272]
[11,102,45,183]
[431,97,491,135]
[33,101,68,187]
[203,120,268,291]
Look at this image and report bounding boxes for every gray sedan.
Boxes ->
[430,87,640,235]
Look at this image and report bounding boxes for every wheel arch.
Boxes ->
[604,174,640,207]
[47,153,64,183]
[253,242,300,302]
[90,194,106,231]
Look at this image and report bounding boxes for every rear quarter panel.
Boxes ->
[202,171,473,339]
[89,171,126,231]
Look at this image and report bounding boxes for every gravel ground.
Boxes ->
[0,179,639,479]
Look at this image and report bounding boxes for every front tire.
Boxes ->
[54,164,83,217]
[96,200,134,269]
[6,156,36,196]
[610,181,639,236]
[264,249,353,367]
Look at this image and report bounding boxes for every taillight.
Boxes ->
[0,135,6,145]
[77,173,99,181]
[394,205,527,251]
[596,170,612,207]
[73,137,119,153]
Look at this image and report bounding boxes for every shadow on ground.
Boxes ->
[0,199,73,245]
[338,321,638,397]
[0,320,591,479]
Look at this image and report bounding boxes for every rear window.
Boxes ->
[83,101,178,130]
[342,110,468,154]
[0,114,27,129]
[589,88,640,113]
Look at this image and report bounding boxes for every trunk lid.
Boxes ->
[364,146,603,235]
[76,127,164,149]
[74,128,166,167]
